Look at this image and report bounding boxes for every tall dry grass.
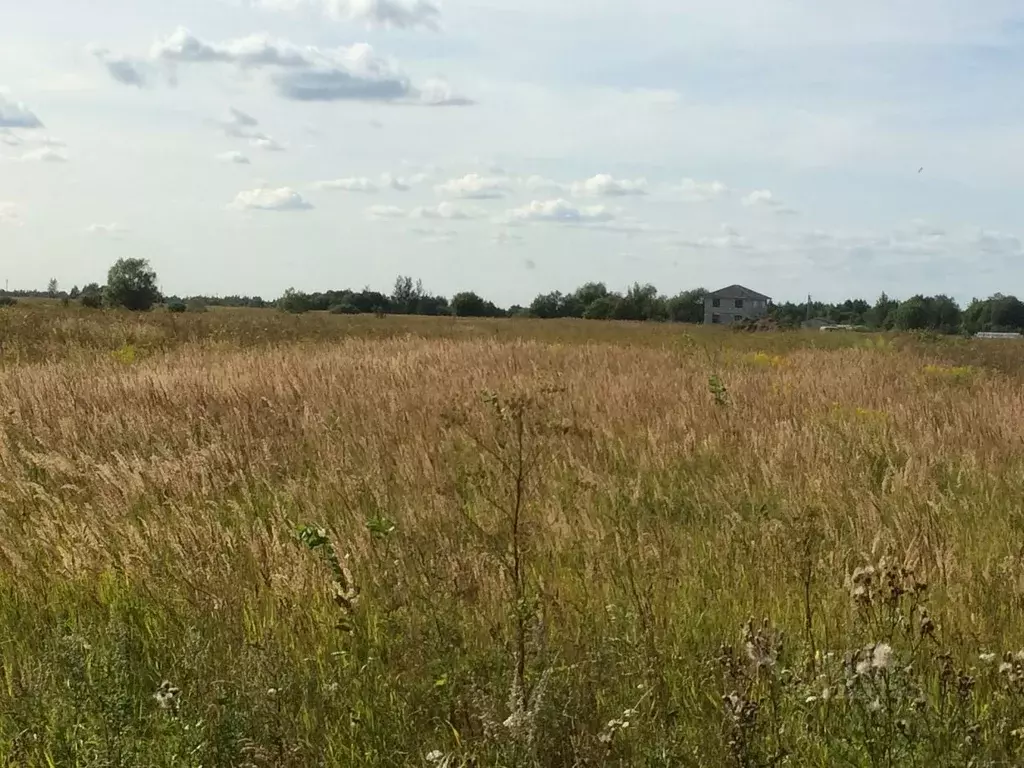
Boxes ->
[2,304,1024,765]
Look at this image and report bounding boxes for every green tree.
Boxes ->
[47,278,59,298]
[277,288,312,314]
[104,258,160,311]
[929,294,962,334]
[666,288,707,323]
[867,292,899,329]
[451,291,487,317]
[80,282,103,309]
[391,275,424,314]
[582,295,618,320]
[529,291,564,319]
[895,295,931,331]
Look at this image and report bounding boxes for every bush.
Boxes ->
[80,292,103,309]
[166,300,187,313]
[328,303,361,315]
[186,299,208,313]
[0,296,16,307]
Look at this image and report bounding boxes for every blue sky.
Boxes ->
[1,0,1023,305]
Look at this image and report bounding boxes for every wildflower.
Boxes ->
[868,697,882,712]
[805,695,818,704]
[426,750,445,763]
[267,687,279,697]
[1000,662,1014,676]
[872,643,894,671]
[980,653,997,664]
[154,680,181,713]
[856,659,872,676]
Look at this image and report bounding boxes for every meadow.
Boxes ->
[2,303,1024,766]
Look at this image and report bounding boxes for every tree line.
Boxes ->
[4,259,1024,334]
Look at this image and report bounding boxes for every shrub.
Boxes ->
[186,299,208,313]
[328,303,361,315]
[0,296,16,307]
[80,292,103,309]
[166,300,187,313]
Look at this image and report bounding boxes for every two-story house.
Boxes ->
[703,284,771,325]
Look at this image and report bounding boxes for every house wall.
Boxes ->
[703,297,769,325]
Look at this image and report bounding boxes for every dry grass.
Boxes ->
[3,304,1024,766]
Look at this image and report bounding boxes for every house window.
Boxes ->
[734,315,744,323]
[711,313,721,324]
[734,299,744,309]
[712,298,721,308]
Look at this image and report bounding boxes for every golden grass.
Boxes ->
[4,304,1024,765]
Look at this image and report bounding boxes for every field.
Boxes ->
[3,304,1024,766]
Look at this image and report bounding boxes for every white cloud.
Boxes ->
[570,174,647,198]
[493,229,524,245]
[435,173,510,199]
[411,202,482,220]
[0,202,21,225]
[17,147,68,163]
[152,28,311,68]
[678,178,729,202]
[0,95,43,129]
[227,107,258,128]
[216,151,251,164]
[380,173,413,191]
[418,78,475,107]
[743,189,798,215]
[101,28,470,106]
[88,46,154,88]
[673,224,752,250]
[520,175,566,194]
[408,226,458,243]
[86,223,128,236]
[506,199,615,224]
[250,0,441,31]
[975,229,1023,257]
[367,204,406,218]
[229,187,313,211]
[249,136,286,151]
[315,177,378,192]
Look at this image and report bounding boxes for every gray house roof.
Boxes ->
[707,284,771,301]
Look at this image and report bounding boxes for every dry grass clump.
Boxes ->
[2,305,1024,765]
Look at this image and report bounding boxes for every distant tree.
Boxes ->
[529,291,564,319]
[867,293,899,329]
[415,293,450,316]
[451,291,504,318]
[574,282,610,309]
[929,294,962,334]
[104,258,161,311]
[80,282,104,309]
[277,288,312,314]
[47,278,59,298]
[69,285,80,300]
[583,295,618,320]
[451,291,487,317]
[391,275,425,314]
[166,299,187,313]
[666,288,707,323]
[895,295,932,331]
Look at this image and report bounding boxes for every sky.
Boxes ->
[2,0,1024,306]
